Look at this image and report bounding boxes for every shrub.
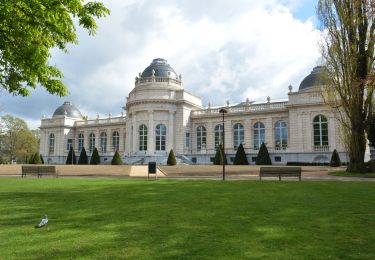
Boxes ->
[66,147,77,164]
[330,149,341,167]
[213,147,223,165]
[367,160,375,173]
[256,143,272,165]
[90,147,100,165]
[167,149,177,166]
[111,150,123,165]
[78,147,88,165]
[30,152,41,164]
[366,116,375,146]
[28,153,35,164]
[40,154,44,164]
[233,143,249,165]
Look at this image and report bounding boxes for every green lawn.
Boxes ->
[0,178,374,259]
[329,171,375,178]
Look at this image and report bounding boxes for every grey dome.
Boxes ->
[299,66,328,91]
[53,101,82,118]
[141,58,178,79]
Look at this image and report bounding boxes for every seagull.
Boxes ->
[35,215,48,228]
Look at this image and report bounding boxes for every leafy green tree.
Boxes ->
[111,150,123,165]
[0,1,109,96]
[256,143,272,165]
[66,147,77,164]
[330,149,341,167]
[213,147,223,165]
[167,149,177,166]
[233,143,249,165]
[90,147,100,165]
[78,147,88,165]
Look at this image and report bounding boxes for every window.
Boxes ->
[197,126,206,151]
[139,125,147,151]
[274,156,282,162]
[214,124,223,148]
[67,139,73,151]
[313,115,328,146]
[155,124,166,151]
[112,131,120,151]
[89,132,95,152]
[274,121,288,149]
[78,133,84,151]
[253,122,265,149]
[233,123,244,149]
[192,157,197,164]
[100,132,107,152]
[49,133,55,153]
[185,132,190,148]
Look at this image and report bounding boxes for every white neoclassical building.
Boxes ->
[40,58,348,164]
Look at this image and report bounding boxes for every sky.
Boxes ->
[0,0,321,129]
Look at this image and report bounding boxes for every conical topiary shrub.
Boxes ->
[234,143,249,165]
[78,147,88,165]
[213,146,223,165]
[40,154,44,164]
[111,150,123,165]
[330,149,341,167]
[30,152,42,164]
[167,149,177,166]
[28,153,35,164]
[256,142,272,165]
[66,147,77,164]
[90,147,100,165]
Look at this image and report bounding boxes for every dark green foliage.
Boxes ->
[330,149,341,167]
[367,116,375,146]
[233,143,248,165]
[111,150,123,165]
[66,147,77,164]
[40,154,44,164]
[256,143,272,165]
[90,147,100,165]
[78,147,88,165]
[167,149,177,166]
[367,160,375,173]
[30,152,41,164]
[213,147,223,165]
[28,153,35,164]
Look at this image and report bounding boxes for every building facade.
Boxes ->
[40,58,348,164]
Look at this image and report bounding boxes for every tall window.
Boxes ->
[155,124,166,151]
[78,133,84,151]
[112,131,120,151]
[313,115,328,146]
[185,132,190,148]
[139,125,147,151]
[214,124,223,148]
[253,122,265,149]
[233,123,244,149]
[89,132,95,152]
[275,121,288,149]
[49,133,55,153]
[100,132,107,152]
[67,139,73,151]
[197,126,206,151]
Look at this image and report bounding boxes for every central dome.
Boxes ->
[141,58,178,79]
[299,66,328,91]
[53,101,82,118]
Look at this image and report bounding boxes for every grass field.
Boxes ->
[0,178,374,259]
[329,170,375,178]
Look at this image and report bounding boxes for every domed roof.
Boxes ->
[299,66,328,91]
[53,101,82,118]
[141,58,178,79]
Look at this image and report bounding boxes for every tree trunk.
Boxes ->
[347,115,367,172]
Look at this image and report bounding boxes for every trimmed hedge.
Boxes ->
[233,143,248,165]
[78,147,88,165]
[255,143,272,165]
[167,149,177,166]
[213,147,223,165]
[330,149,341,167]
[111,150,123,165]
[66,147,77,164]
[90,147,100,165]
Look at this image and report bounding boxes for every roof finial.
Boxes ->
[267,96,271,103]
[288,84,293,93]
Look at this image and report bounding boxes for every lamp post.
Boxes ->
[219,108,228,181]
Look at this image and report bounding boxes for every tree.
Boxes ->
[167,149,177,166]
[233,143,249,165]
[213,147,223,165]
[317,0,374,172]
[0,1,109,96]
[111,150,123,165]
[31,152,41,164]
[66,147,77,164]
[78,147,88,165]
[256,143,272,165]
[90,147,100,165]
[330,149,342,167]
[28,153,35,164]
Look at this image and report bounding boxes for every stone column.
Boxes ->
[265,117,273,148]
[244,118,252,150]
[132,113,137,154]
[125,115,131,155]
[206,121,214,152]
[167,111,174,152]
[328,115,336,151]
[148,110,154,155]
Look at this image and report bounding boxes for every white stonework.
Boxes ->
[40,59,348,164]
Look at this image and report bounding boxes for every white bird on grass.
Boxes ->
[35,215,48,228]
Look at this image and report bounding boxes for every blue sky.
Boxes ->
[0,0,322,129]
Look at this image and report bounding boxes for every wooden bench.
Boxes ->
[22,165,58,178]
[259,166,301,181]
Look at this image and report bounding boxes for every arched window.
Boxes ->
[155,124,166,151]
[313,115,328,146]
[89,132,95,152]
[253,122,265,149]
[139,125,148,151]
[233,123,244,149]
[214,124,223,148]
[197,126,206,151]
[78,133,84,151]
[49,133,55,153]
[112,131,120,151]
[100,132,107,152]
[274,121,288,149]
